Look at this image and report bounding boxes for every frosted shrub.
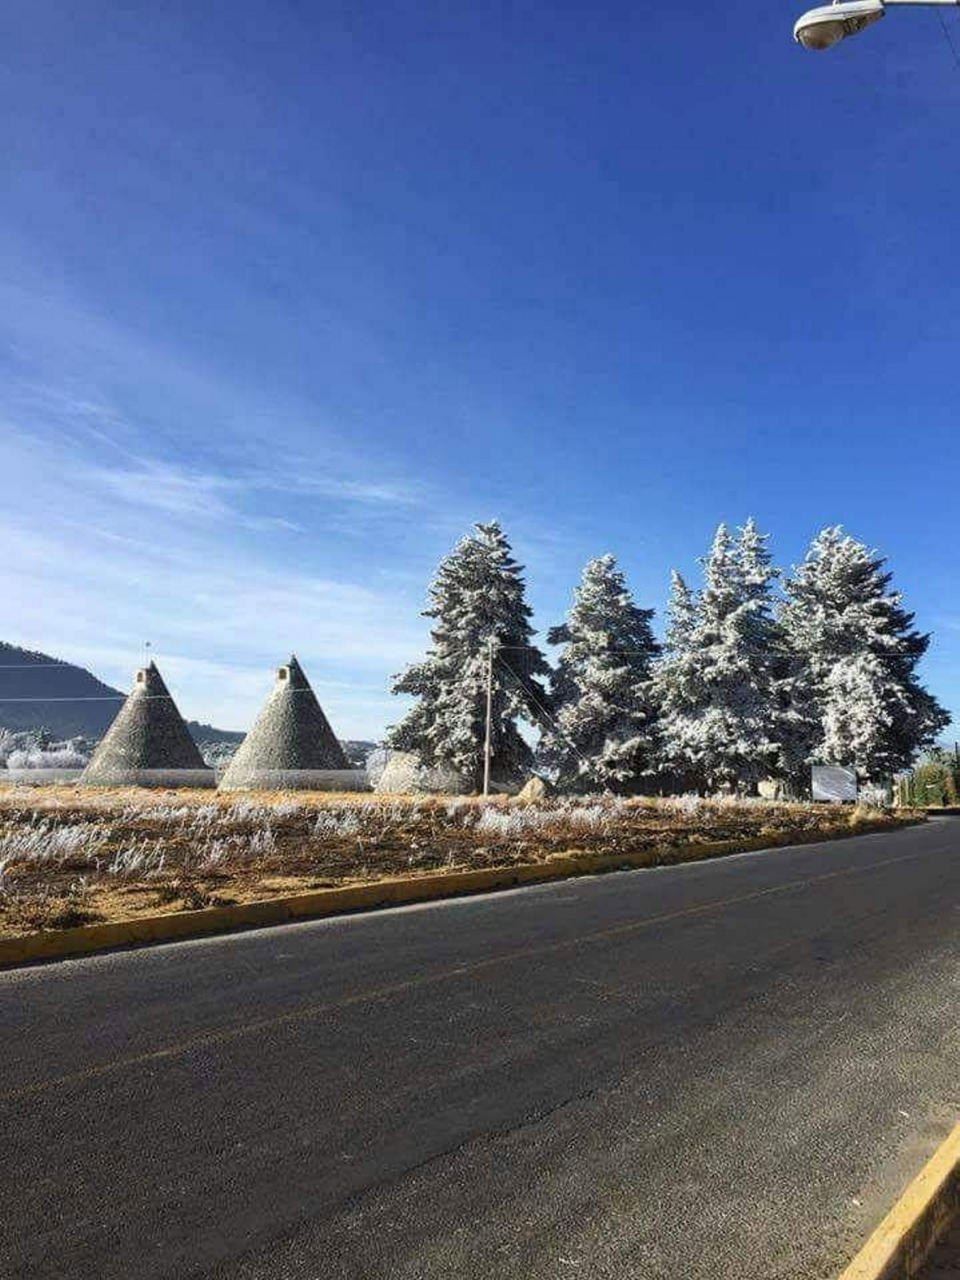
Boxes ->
[667,794,702,817]
[122,805,194,824]
[313,811,361,837]
[198,740,239,769]
[107,845,166,875]
[471,802,616,838]
[247,827,276,855]
[566,804,608,828]
[366,803,412,837]
[474,808,532,837]
[197,839,230,870]
[476,807,547,835]
[0,728,91,769]
[223,802,267,825]
[0,819,111,862]
[6,747,88,770]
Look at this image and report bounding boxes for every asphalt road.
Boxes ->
[2,819,959,1280]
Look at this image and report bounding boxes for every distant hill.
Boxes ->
[340,739,377,768]
[186,721,245,745]
[0,642,243,743]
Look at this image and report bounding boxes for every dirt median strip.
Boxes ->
[837,1123,960,1280]
[0,815,920,969]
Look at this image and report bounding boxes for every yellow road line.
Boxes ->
[0,844,937,1106]
[838,1123,960,1280]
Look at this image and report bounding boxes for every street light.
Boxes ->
[794,0,959,50]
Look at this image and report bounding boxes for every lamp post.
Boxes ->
[794,0,958,49]
[482,636,495,798]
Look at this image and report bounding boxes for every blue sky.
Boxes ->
[1,0,958,740]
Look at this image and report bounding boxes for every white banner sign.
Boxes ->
[811,764,858,803]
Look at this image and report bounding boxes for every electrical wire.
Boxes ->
[494,653,593,775]
[496,643,909,662]
[0,688,347,703]
[0,696,127,702]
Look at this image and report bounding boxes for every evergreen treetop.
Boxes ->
[780,527,949,775]
[386,521,549,787]
[541,554,660,791]
[655,519,786,792]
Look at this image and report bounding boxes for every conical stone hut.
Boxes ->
[219,656,360,791]
[81,662,214,788]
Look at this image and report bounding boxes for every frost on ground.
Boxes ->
[0,727,91,771]
[0,786,903,937]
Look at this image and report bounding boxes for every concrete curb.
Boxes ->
[838,1123,960,1280]
[0,815,920,969]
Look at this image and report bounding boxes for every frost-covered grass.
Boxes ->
[0,727,92,771]
[473,801,618,837]
[0,785,904,937]
[5,747,88,770]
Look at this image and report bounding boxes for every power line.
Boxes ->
[0,688,346,703]
[499,645,656,655]
[0,695,130,702]
[498,643,914,662]
[495,653,592,776]
[0,663,75,669]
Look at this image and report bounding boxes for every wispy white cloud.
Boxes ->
[287,475,418,506]
[0,269,435,737]
[81,458,420,516]
[243,515,305,534]
[0,252,424,505]
[0,517,425,736]
[0,248,553,737]
[83,461,237,519]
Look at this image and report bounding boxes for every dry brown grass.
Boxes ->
[0,783,915,938]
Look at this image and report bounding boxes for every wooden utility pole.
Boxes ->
[483,637,495,798]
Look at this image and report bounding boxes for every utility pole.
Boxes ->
[483,636,495,798]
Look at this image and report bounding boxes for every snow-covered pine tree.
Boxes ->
[386,521,550,789]
[780,527,949,778]
[739,516,813,788]
[649,569,700,792]
[663,569,698,654]
[540,554,660,792]
[655,520,786,793]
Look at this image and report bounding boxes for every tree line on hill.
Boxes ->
[385,520,949,796]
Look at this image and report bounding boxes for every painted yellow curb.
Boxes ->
[838,1123,960,1280]
[0,815,920,969]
